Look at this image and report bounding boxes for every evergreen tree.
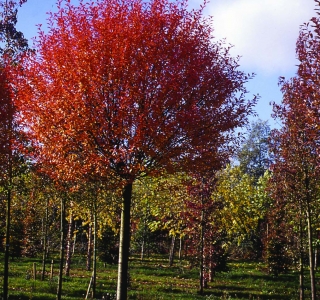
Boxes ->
[237,119,272,182]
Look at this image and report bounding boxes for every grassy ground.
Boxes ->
[0,253,318,299]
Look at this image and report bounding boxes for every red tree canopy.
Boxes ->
[14,0,256,182]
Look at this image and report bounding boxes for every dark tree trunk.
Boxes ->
[41,198,49,281]
[209,244,215,282]
[299,245,305,300]
[199,209,205,295]
[305,174,316,300]
[92,194,97,298]
[3,138,12,300]
[299,201,304,300]
[306,201,316,300]
[3,186,11,300]
[56,197,66,300]
[116,182,132,300]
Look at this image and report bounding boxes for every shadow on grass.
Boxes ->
[8,295,55,300]
[133,264,181,278]
[157,287,183,293]
[222,270,298,285]
[203,290,295,300]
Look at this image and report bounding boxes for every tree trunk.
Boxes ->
[209,244,215,282]
[140,217,146,262]
[3,59,13,300]
[140,237,145,262]
[3,185,11,300]
[86,223,92,271]
[65,210,74,276]
[3,134,13,299]
[199,209,205,295]
[92,193,97,299]
[56,197,66,300]
[306,200,316,300]
[169,235,176,266]
[72,229,77,256]
[41,198,49,281]
[304,172,316,300]
[299,201,305,300]
[178,235,183,261]
[116,182,132,300]
[299,247,305,300]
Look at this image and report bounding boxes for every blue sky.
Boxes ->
[16,0,317,129]
[201,0,316,128]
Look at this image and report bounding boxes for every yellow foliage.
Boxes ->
[212,165,269,241]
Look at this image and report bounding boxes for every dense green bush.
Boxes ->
[97,226,119,264]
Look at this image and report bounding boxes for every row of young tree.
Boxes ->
[2,0,320,299]
[1,131,272,296]
[3,116,318,300]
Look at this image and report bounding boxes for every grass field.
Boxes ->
[0,253,318,299]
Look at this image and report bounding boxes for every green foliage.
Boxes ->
[132,173,189,236]
[131,218,168,256]
[266,236,291,277]
[97,225,118,264]
[0,0,29,58]
[237,120,271,183]
[7,207,23,259]
[213,165,266,241]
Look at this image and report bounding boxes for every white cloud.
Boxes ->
[203,0,316,75]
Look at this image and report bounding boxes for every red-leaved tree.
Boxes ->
[0,1,29,299]
[270,84,320,299]
[269,4,320,297]
[184,173,225,294]
[14,0,256,298]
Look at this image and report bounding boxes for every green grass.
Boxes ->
[0,254,319,299]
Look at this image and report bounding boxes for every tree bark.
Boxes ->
[299,201,304,300]
[86,222,92,271]
[3,185,11,300]
[140,217,147,262]
[65,209,74,276]
[209,244,215,282]
[169,235,176,266]
[41,197,49,281]
[56,197,66,300]
[116,182,132,300]
[92,193,97,298]
[299,243,305,300]
[3,134,12,300]
[306,200,316,300]
[178,235,183,261]
[299,200,304,300]
[304,173,316,300]
[72,228,77,256]
[199,209,205,295]
[140,237,145,262]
